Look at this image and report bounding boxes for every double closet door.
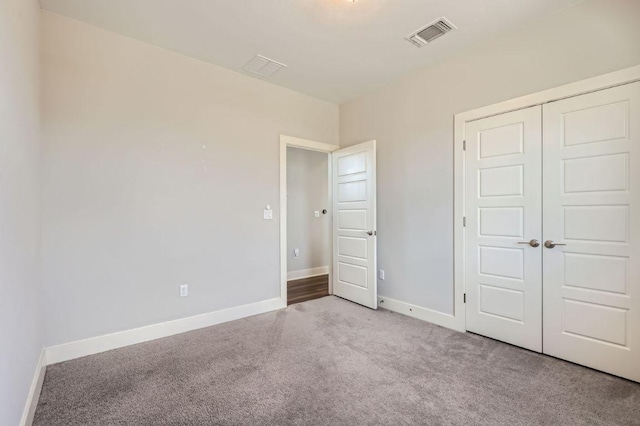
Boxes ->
[465,82,640,382]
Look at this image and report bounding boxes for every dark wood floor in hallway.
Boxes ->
[287,274,329,305]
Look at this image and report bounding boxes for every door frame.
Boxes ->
[453,65,640,333]
[279,135,341,307]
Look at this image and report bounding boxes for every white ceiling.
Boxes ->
[40,0,584,104]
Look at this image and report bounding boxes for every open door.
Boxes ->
[332,140,377,309]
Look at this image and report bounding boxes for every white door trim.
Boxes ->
[454,65,640,333]
[280,135,340,307]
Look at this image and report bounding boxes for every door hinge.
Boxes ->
[463,216,466,227]
[463,293,466,304]
[463,140,466,151]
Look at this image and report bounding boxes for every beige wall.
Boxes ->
[41,12,338,346]
[286,147,330,274]
[0,0,42,424]
[340,0,640,314]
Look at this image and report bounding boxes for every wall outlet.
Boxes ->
[378,270,385,280]
[293,248,300,259]
[180,284,188,297]
[314,211,320,218]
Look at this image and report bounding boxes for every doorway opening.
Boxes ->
[286,146,331,305]
[279,135,340,307]
[279,135,378,309]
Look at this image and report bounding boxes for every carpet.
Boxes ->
[34,296,640,425]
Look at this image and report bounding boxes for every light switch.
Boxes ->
[314,211,320,218]
[264,204,273,220]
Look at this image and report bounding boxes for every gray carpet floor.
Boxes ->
[34,296,640,425]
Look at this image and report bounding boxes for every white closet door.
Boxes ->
[543,82,640,382]
[465,106,542,352]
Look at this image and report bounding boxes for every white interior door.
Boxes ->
[332,140,377,309]
[542,82,640,382]
[464,106,542,352]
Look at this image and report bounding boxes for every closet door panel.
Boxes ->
[543,82,640,382]
[465,106,543,352]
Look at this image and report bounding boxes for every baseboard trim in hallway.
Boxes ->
[287,266,329,281]
[45,297,285,365]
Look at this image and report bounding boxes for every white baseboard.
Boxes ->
[377,296,464,332]
[20,349,46,426]
[45,297,286,365]
[287,266,329,281]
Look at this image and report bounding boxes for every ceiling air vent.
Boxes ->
[242,54,287,78]
[406,18,455,48]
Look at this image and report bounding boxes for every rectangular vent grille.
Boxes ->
[242,55,287,78]
[406,18,455,47]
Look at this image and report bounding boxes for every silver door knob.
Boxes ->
[544,240,567,249]
[517,239,540,248]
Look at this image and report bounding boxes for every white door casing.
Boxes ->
[332,140,377,309]
[464,106,543,352]
[542,82,640,382]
